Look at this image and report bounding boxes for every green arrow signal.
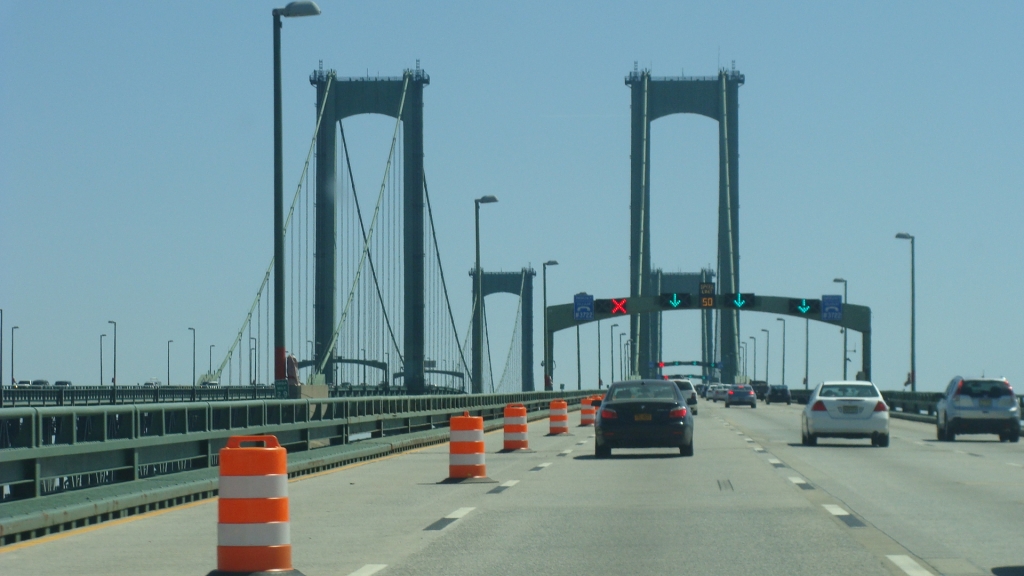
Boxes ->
[798,299,810,314]
[669,294,681,308]
[733,295,746,308]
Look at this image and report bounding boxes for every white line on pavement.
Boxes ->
[533,462,552,469]
[346,565,387,576]
[768,458,782,464]
[500,480,520,488]
[744,437,754,442]
[822,504,849,516]
[1007,462,1023,468]
[559,449,572,455]
[576,441,586,445]
[886,555,934,575]
[788,477,808,485]
[445,507,476,519]
[753,445,765,452]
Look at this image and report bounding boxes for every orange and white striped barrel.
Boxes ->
[549,399,569,434]
[579,398,596,426]
[215,435,297,575]
[503,403,529,450]
[449,411,486,479]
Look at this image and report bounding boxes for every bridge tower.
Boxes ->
[311,67,429,393]
[470,268,536,392]
[626,66,743,383]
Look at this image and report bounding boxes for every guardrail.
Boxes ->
[0,384,465,407]
[0,391,590,505]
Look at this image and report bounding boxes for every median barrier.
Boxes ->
[211,435,302,576]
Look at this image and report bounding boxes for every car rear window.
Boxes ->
[610,382,679,400]
[960,380,1012,398]
[818,384,878,398]
[673,381,694,391]
[731,385,751,391]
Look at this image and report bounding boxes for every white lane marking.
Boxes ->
[822,504,850,516]
[954,450,966,454]
[576,441,586,445]
[445,507,476,520]
[735,431,744,435]
[914,441,927,446]
[886,554,934,575]
[1006,462,1023,468]
[788,477,808,485]
[559,449,573,455]
[347,565,388,576]
[768,458,782,465]
[500,480,519,488]
[752,445,765,452]
[534,462,552,469]
[744,437,754,442]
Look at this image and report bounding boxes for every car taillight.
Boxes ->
[669,407,688,419]
[747,391,754,395]
[874,401,888,412]
[728,391,735,395]
[600,408,617,419]
[812,400,827,411]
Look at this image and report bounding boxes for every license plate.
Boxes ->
[841,405,860,414]
[980,399,992,408]
[634,413,652,421]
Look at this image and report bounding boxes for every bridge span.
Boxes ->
[1,401,1021,575]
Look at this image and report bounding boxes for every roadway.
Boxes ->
[0,401,1021,575]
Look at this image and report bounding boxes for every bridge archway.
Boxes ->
[627,67,744,383]
[470,268,535,393]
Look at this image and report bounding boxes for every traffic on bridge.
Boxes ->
[2,2,1022,575]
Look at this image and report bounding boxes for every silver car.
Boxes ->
[936,377,1020,442]
[725,384,756,408]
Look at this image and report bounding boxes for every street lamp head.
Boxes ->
[833,278,846,284]
[895,232,913,240]
[761,328,769,334]
[274,1,321,17]
[544,260,559,267]
[476,195,498,204]
[777,317,785,323]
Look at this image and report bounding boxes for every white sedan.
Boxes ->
[801,381,890,447]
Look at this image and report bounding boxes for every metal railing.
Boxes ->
[0,391,591,507]
[0,384,466,407]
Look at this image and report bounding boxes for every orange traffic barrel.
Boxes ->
[449,411,487,479]
[579,398,596,426]
[549,399,569,435]
[212,435,302,576]
[503,403,529,451]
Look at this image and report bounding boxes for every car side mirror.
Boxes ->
[687,396,697,406]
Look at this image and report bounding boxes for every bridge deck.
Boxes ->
[0,404,1020,575]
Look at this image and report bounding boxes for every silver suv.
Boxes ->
[936,377,1020,442]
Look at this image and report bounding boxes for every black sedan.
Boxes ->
[765,385,791,405]
[595,380,695,457]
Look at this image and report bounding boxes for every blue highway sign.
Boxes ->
[573,293,595,321]
[821,294,843,322]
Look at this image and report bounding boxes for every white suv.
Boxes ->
[936,377,1020,442]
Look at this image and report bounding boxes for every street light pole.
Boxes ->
[597,320,602,388]
[776,318,786,387]
[618,333,625,380]
[748,335,757,381]
[739,342,747,380]
[609,323,618,386]
[895,233,916,391]
[11,326,18,388]
[250,337,258,385]
[0,309,4,406]
[834,278,848,379]
[542,260,558,391]
[209,344,215,376]
[108,321,117,402]
[188,327,196,397]
[804,318,809,389]
[273,1,321,391]
[761,328,770,385]
[167,340,173,386]
[473,195,498,394]
[100,334,105,387]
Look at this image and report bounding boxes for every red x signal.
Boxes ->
[611,299,628,314]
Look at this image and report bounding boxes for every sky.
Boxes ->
[1,1,1022,393]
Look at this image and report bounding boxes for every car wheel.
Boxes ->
[808,434,817,446]
[936,424,946,441]
[693,408,698,416]
[765,399,771,405]
[1010,429,1021,443]
[751,403,756,409]
[787,401,791,405]
[725,403,731,408]
[877,434,890,448]
[945,423,956,442]
[680,441,694,457]
[595,445,611,458]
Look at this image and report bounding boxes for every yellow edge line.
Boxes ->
[0,438,452,553]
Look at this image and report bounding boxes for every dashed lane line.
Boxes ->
[1006,462,1023,467]
[531,462,552,471]
[823,504,865,527]
[488,480,519,494]
[768,457,785,468]
[752,445,766,452]
[788,476,814,490]
[886,555,935,576]
[346,565,388,576]
[424,507,476,531]
[558,449,573,457]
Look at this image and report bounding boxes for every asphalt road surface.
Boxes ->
[0,401,1021,575]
